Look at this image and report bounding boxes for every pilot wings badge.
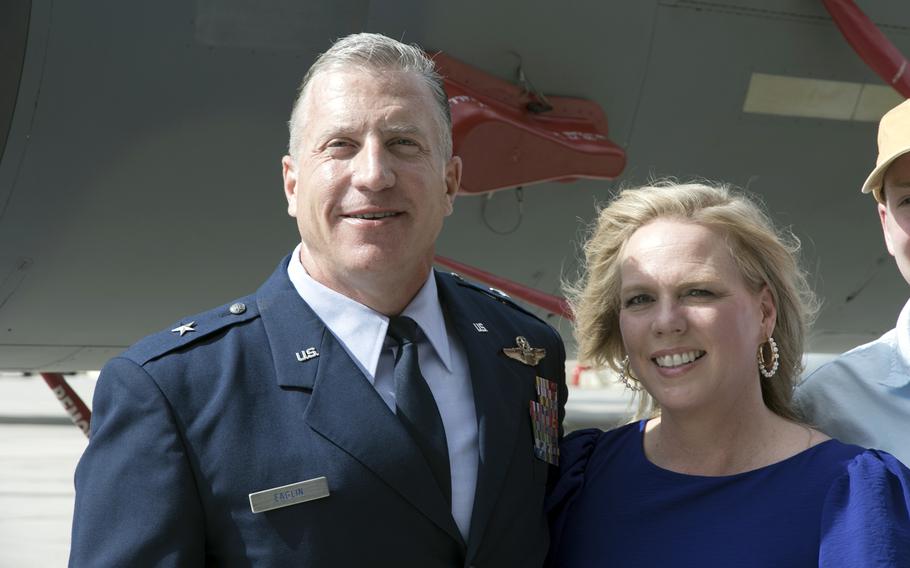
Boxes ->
[502,336,546,366]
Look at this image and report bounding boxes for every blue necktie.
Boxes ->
[387,315,452,505]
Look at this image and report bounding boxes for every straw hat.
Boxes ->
[862,98,910,202]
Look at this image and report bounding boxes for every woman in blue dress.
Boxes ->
[548,181,910,567]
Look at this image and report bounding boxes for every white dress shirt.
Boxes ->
[795,297,910,465]
[287,245,478,539]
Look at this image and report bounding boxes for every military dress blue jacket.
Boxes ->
[70,256,567,567]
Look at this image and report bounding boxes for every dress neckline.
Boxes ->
[633,419,838,479]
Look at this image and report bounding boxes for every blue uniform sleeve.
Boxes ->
[545,428,602,566]
[69,357,205,567]
[819,450,910,567]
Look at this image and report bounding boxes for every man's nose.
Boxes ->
[351,140,395,191]
[651,301,686,336]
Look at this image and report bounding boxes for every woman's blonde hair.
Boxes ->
[566,181,818,420]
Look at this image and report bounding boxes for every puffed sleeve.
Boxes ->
[545,428,602,565]
[69,357,205,567]
[819,450,910,567]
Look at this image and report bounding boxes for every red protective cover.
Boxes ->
[433,53,626,195]
[41,373,91,437]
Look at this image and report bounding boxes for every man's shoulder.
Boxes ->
[798,329,898,391]
[439,271,558,330]
[120,293,261,367]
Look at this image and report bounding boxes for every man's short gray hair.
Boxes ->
[287,33,452,159]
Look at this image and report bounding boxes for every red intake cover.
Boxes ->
[433,52,626,195]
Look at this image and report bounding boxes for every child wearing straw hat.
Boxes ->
[795,99,910,465]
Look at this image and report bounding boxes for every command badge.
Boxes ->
[503,336,546,366]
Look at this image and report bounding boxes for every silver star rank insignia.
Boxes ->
[171,321,197,337]
[502,336,546,366]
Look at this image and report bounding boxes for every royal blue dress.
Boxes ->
[546,421,910,567]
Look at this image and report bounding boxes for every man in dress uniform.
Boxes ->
[70,33,566,567]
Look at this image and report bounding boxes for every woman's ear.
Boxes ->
[758,284,778,338]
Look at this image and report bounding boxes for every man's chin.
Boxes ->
[895,256,910,286]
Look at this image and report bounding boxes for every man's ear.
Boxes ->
[879,202,897,256]
[442,155,462,215]
[282,155,298,218]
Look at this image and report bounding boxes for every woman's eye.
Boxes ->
[686,289,713,298]
[624,295,651,307]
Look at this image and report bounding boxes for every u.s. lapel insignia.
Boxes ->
[295,347,319,362]
[473,322,488,333]
[170,322,196,337]
[503,336,546,366]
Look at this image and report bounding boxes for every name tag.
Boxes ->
[248,476,330,513]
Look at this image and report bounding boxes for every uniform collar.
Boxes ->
[399,269,454,372]
[287,245,453,380]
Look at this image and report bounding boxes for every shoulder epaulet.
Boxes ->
[122,295,259,365]
[444,271,554,328]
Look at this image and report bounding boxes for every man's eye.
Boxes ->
[391,138,418,147]
[327,140,353,148]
